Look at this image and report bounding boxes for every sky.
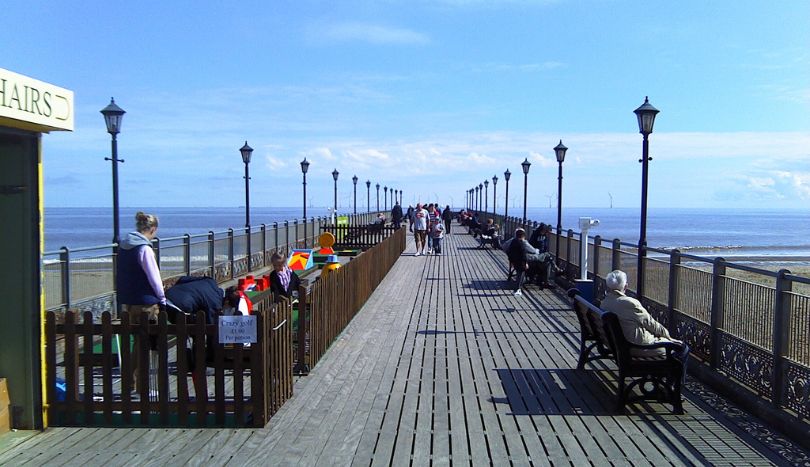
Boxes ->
[3,0,809,210]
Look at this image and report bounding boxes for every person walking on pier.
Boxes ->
[442,204,453,235]
[413,203,429,256]
[391,201,403,229]
[117,211,165,390]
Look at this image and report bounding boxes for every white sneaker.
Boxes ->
[415,252,421,257]
[514,289,522,296]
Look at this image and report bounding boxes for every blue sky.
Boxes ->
[3,0,809,210]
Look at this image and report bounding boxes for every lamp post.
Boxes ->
[300,158,310,246]
[239,141,254,264]
[376,183,380,211]
[352,175,358,214]
[366,180,371,213]
[492,175,498,216]
[332,169,339,222]
[504,169,511,219]
[384,186,388,211]
[484,180,489,213]
[521,158,531,224]
[100,98,126,248]
[474,186,479,211]
[553,140,568,261]
[634,96,660,296]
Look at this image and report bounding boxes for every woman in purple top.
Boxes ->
[269,252,301,300]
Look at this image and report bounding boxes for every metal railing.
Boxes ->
[44,212,385,318]
[472,209,810,421]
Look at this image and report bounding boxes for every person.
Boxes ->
[467,213,481,236]
[374,213,386,225]
[506,228,532,296]
[601,270,690,368]
[430,216,445,255]
[268,252,301,300]
[405,205,415,232]
[116,211,165,390]
[442,205,453,235]
[413,203,429,256]
[427,205,440,254]
[165,276,225,324]
[391,202,403,229]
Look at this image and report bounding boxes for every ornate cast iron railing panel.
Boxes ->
[789,292,810,367]
[674,312,712,361]
[643,256,670,306]
[784,361,810,418]
[719,331,774,399]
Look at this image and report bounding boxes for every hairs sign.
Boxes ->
[0,68,74,132]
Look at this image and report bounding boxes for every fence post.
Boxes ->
[183,234,191,275]
[592,236,601,278]
[273,222,279,255]
[154,237,161,268]
[208,231,215,278]
[709,257,726,369]
[228,228,235,280]
[60,247,71,310]
[772,269,793,409]
[294,279,310,375]
[282,221,289,255]
[667,249,681,331]
[246,226,253,272]
[294,219,299,250]
[611,239,621,271]
[566,229,573,268]
[261,224,267,267]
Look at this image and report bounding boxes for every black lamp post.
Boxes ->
[384,186,388,211]
[376,183,380,211]
[553,140,568,261]
[504,169,511,219]
[521,158,531,224]
[352,175,358,214]
[300,158,310,248]
[100,98,125,247]
[332,169,339,221]
[474,186,479,211]
[240,141,254,263]
[484,180,489,213]
[492,175,498,216]
[366,180,371,213]
[634,96,660,296]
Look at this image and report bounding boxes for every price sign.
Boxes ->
[218,315,257,344]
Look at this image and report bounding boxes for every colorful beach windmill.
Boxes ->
[288,249,315,271]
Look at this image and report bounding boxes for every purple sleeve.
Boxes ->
[137,246,166,304]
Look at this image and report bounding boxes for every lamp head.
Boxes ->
[521,158,531,175]
[332,169,339,181]
[300,158,310,174]
[100,97,125,135]
[633,96,660,135]
[240,141,253,164]
[554,140,568,163]
[504,169,511,181]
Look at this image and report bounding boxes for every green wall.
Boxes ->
[0,128,42,429]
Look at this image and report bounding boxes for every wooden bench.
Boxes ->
[571,292,685,414]
[477,233,501,249]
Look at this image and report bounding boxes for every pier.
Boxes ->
[2,223,807,465]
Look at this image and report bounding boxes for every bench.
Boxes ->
[477,233,501,249]
[571,293,685,414]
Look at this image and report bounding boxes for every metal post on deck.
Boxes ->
[153,237,161,269]
[294,219,299,250]
[228,228,235,280]
[183,234,191,275]
[772,269,793,408]
[284,221,290,255]
[60,247,71,311]
[667,249,681,330]
[566,229,573,268]
[208,231,215,278]
[593,236,601,279]
[611,239,621,272]
[273,222,279,255]
[261,224,267,266]
[709,257,727,369]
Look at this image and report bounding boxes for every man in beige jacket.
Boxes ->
[601,270,688,362]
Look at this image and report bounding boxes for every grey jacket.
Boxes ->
[600,289,673,357]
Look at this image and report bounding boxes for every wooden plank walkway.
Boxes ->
[2,223,809,466]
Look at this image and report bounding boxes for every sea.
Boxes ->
[44,207,810,263]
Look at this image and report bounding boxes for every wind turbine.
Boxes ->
[608,192,614,209]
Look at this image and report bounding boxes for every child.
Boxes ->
[431,218,445,255]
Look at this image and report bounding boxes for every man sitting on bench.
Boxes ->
[601,270,689,375]
[478,220,501,249]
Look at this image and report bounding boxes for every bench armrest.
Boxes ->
[627,340,685,356]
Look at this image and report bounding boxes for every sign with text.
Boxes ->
[0,68,74,132]
[218,315,257,344]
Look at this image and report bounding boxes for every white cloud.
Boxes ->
[529,151,555,168]
[472,61,566,73]
[265,155,287,170]
[315,22,429,45]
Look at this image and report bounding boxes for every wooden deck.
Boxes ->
[2,224,808,466]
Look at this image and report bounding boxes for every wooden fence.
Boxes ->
[45,290,293,428]
[321,223,402,250]
[295,227,406,373]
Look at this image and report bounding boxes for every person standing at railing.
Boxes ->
[391,201,403,229]
[116,211,165,391]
